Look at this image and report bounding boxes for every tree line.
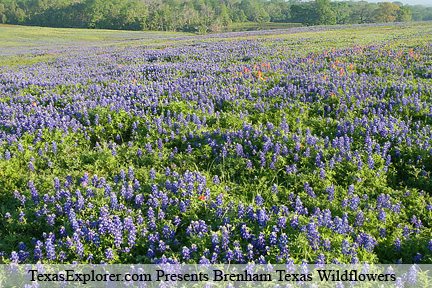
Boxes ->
[0,0,431,33]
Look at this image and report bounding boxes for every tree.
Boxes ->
[265,3,284,22]
[209,16,222,31]
[375,2,400,23]
[219,3,231,26]
[13,6,26,23]
[238,9,247,22]
[239,0,254,21]
[147,10,160,30]
[314,0,336,25]
[0,0,425,32]
[256,7,270,23]
[0,3,7,23]
[290,3,314,25]
[332,2,352,24]
[278,1,291,22]
[181,5,199,31]
[83,0,103,28]
[397,6,411,22]
[199,3,214,27]
[352,1,377,24]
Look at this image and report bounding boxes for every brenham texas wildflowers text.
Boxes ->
[27,269,395,284]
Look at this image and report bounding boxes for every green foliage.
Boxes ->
[0,0,431,32]
[375,2,401,23]
[314,0,336,25]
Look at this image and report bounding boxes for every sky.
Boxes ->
[361,0,432,6]
[327,0,432,6]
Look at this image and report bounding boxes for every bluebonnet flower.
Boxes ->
[237,203,245,219]
[349,195,360,211]
[45,236,56,261]
[294,196,306,215]
[34,240,43,261]
[198,256,210,267]
[246,160,253,169]
[233,245,244,263]
[316,254,325,267]
[10,251,19,263]
[394,238,402,251]
[255,194,264,206]
[272,184,279,195]
[158,240,167,252]
[220,226,231,249]
[326,186,335,202]
[414,253,422,263]
[105,248,114,260]
[341,239,353,256]
[257,255,266,264]
[119,169,126,181]
[150,169,156,179]
[404,265,418,285]
[304,182,315,198]
[134,194,144,207]
[239,224,251,240]
[186,220,208,238]
[277,216,286,229]
[18,242,27,251]
[47,214,56,227]
[5,150,11,160]
[356,232,377,252]
[411,215,422,234]
[124,216,137,247]
[182,247,190,261]
[377,209,386,222]
[348,184,355,196]
[322,238,331,251]
[341,198,348,208]
[215,194,224,207]
[426,239,432,254]
[110,192,118,210]
[291,215,299,229]
[303,219,321,251]
[18,211,25,222]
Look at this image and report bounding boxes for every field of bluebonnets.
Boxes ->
[1,22,432,266]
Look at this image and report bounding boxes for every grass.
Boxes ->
[0,24,192,48]
[0,24,195,66]
[222,22,302,32]
[0,22,431,77]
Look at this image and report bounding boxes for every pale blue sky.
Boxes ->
[328,0,432,6]
[363,0,432,6]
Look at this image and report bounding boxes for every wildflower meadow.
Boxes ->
[0,22,432,267]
